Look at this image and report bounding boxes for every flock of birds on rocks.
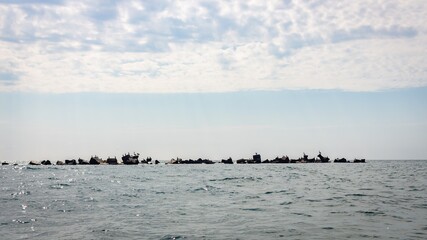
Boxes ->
[1,152,366,166]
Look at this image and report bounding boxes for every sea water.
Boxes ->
[1,161,426,239]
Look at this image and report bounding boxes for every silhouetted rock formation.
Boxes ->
[65,159,77,165]
[334,158,347,163]
[253,153,261,163]
[24,151,366,166]
[353,159,366,163]
[269,156,290,163]
[236,159,247,164]
[2,162,9,165]
[78,158,89,165]
[221,158,233,164]
[107,157,118,165]
[89,156,101,165]
[168,157,214,164]
[300,153,315,163]
[317,152,330,163]
[41,160,52,165]
[122,153,139,165]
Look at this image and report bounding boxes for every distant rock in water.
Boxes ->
[167,158,214,164]
[56,161,64,165]
[107,157,118,165]
[221,158,233,164]
[65,159,77,165]
[89,156,101,165]
[78,158,89,165]
[353,159,366,163]
[2,162,9,165]
[41,160,52,165]
[269,156,290,163]
[122,153,139,165]
[29,161,40,165]
[334,158,347,163]
[236,159,247,164]
[317,152,330,163]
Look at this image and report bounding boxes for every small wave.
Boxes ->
[241,208,263,211]
[413,203,427,209]
[245,195,260,199]
[49,183,71,189]
[322,227,334,230]
[264,190,291,195]
[160,235,185,240]
[58,209,73,212]
[25,166,42,171]
[12,218,35,224]
[191,185,221,193]
[291,212,312,217]
[345,193,369,197]
[408,186,425,191]
[330,211,348,214]
[122,193,138,198]
[89,187,102,192]
[356,210,385,216]
[209,176,262,182]
[11,190,31,196]
[279,201,293,205]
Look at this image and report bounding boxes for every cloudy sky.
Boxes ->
[1,0,427,162]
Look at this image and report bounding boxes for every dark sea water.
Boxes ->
[1,161,426,239]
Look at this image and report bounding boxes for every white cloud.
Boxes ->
[0,0,426,92]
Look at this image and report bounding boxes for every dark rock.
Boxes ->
[253,153,261,163]
[41,160,52,165]
[334,158,347,163]
[65,159,77,165]
[56,161,64,165]
[78,158,89,165]
[354,159,366,163]
[122,153,139,165]
[236,159,247,164]
[89,156,101,165]
[221,158,233,164]
[106,157,118,165]
[317,152,330,163]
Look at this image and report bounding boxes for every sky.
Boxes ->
[1,0,427,162]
